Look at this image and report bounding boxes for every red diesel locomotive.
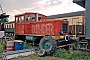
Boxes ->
[14,12,75,55]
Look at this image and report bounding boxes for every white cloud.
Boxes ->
[42,3,85,16]
[38,0,48,4]
[0,0,85,21]
[53,1,58,4]
[47,2,52,5]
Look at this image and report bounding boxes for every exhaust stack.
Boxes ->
[36,12,38,21]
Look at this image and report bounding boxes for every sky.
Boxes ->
[0,0,85,21]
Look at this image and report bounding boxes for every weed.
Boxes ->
[53,48,68,59]
[0,43,5,53]
[53,47,90,60]
[84,55,90,60]
[24,41,38,49]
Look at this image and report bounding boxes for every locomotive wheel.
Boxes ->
[39,36,57,55]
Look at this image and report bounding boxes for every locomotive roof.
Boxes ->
[47,11,85,19]
[15,12,46,17]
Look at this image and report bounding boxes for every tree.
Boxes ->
[73,0,85,8]
[0,13,9,23]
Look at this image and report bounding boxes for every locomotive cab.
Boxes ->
[15,12,46,23]
[15,12,46,34]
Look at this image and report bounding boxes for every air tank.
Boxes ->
[26,36,36,41]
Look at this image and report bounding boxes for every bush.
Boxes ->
[84,55,90,60]
[53,48,69,59]
[53,48,90,60]
[0,43,5,53]
[24,41,38,49]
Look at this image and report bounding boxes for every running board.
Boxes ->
[2,49,35,60]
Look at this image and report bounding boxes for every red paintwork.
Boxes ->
[30,20,68,35]
[15,12,68,36]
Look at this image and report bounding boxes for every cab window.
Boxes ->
[31,14,35,20]
[16,17,18,23]
[19,16,24,23]
[38,15,42,21]
[38,17,41,21]
[26,16,30,22]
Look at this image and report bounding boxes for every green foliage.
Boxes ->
[0,18,8,23]
[53,47,90,60]
[68,51,89,60]
[0,42,6,58]
[53,48,69,59]
[24,41,38,49]
[11,36,15,39]
[0,43,5,53]
[84,55,90,60]
[0,13,9,23]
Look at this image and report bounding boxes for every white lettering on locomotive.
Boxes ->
[31,23,54,34]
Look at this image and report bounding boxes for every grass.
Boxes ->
[14,41,90,60]
[53,47,90,60]
[30,53,55,60]
[0,43,5,53]
[0,42,6,58]
[11,52,59,60]
[1,39,90,60]
[24,41,38,49]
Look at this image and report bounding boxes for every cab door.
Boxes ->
[24,15,31,34]
[17,16,25,34]
[17,24,24,34]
